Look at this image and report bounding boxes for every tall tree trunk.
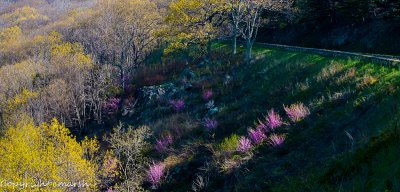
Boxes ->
[120,51,126,91]
[245,39,252,65]
[232,36,237,55]
[0,112,4,133]
[232,24,237,55]
[119,65,125,91]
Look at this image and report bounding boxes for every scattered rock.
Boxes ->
[139,83,178,105]
[223,74,232,86]
[208,107,219,116]
[180,68,196,81]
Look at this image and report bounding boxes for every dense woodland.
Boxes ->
[1,0,400,191]
[259,0,400,54]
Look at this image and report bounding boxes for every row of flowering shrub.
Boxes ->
[237,102,310,152]
[148,97,311,189]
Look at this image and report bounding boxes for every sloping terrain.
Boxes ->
[125,42,400,191]
[2,1,400,191]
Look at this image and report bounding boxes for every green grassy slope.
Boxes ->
[129,42,400,191]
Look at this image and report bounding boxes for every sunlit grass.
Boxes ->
[207,41,400,191]
[136,41,400,191]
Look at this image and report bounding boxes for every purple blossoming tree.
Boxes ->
[169,99,185,112]
[248,128,266,145]
[165,133,173,145]
[202,89,213,101]
[284,102,310,122]
[147,162,166,189]
[269,134,286,147]
[256,119,267,130]
[237,137,252,152]
[265,109,283,130]
[155,134,174,153]
[102,97,121,114]
[203,118,218,131]
[155,139,168,153]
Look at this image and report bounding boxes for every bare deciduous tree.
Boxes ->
[104,123,152,191]
[227,0,292,64]
[70,0,163,90]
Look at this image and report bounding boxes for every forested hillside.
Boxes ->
[1,0,400,191]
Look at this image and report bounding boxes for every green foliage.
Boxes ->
[217,134,240,153]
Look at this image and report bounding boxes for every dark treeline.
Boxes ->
[298,0,400,23]
[258,0,400,54]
